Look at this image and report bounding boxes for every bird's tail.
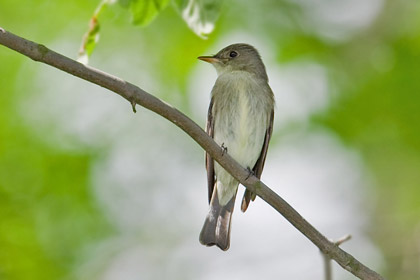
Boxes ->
[199,186,236,251]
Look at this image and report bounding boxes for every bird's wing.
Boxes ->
[241,108,274,212]
[253,108,274,178]
[205,98,215,203]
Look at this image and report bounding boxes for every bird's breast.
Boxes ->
[212,71,271,169]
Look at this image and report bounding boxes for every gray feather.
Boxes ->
[199,187,236,251]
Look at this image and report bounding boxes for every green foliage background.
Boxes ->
[1,0,420,279]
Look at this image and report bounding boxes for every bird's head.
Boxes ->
[198,43,268,81]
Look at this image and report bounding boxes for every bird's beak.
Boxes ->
[198,56,220,64]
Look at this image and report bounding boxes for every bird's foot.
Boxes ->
[245,167,255,180]
[221,143,228,156]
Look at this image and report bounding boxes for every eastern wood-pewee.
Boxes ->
[198,43,275,251]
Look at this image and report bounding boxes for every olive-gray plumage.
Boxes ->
[198,43,274,251]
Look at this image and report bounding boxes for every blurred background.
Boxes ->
[1,0,419,279]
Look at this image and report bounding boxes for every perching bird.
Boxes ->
[198,43,274,251]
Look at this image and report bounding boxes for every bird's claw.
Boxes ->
[221,143,228,156]
[245,167,255,180]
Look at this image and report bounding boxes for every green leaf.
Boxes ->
[173,0,223,38]
[78,0,112,64]
[122,0,171,26]
[78,17,100,64]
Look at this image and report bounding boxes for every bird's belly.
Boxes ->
[215,118,265,168]
[213,94,267,183]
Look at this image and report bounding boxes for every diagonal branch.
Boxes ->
[0,27,385,280]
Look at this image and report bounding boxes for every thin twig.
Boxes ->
[0,28,385,280]
[323,253,333,280]
[334,234,352,246]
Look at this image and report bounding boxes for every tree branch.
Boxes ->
[0,28,385,280]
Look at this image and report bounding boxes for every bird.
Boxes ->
[198,43,274,251]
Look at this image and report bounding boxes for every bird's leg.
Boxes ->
[245,167,255,180]
[221,143,228,156]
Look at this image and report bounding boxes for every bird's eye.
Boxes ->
[229,51,238,58]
